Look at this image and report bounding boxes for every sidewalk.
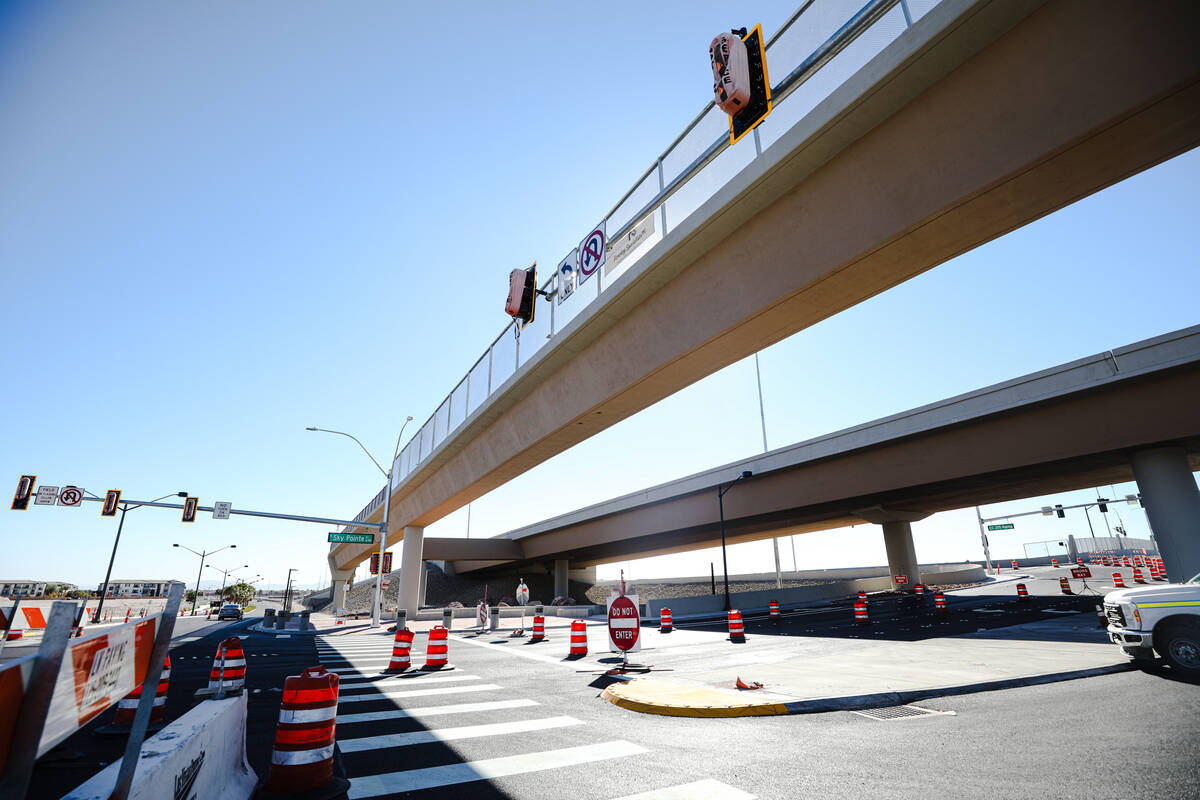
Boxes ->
[601,612,1132,717]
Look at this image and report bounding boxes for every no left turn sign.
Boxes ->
[577,221,606,285]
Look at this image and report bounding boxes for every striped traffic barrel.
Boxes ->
[261,666,349,797]
[659,608,673,633]
[422,625,451,670]
[727,610,746,643]
[530,615,546,642]
[569,619,588,656]
[385,627,414,672]
[208,637,246,693]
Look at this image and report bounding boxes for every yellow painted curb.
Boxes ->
[600,679,791,718]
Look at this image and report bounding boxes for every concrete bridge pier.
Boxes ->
[855,508,931,591]
[327,559,355,614]
[398,526,425,620]
[1131,446,1200,583]
[554,559,569,598]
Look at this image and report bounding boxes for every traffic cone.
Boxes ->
[934,592,947,611]
[1112,573,1126,588]
[914,584,925,597]
[1133,568,1146,584]
[97,655,171,735]
[853,600,868,623]
[659,608,673,633]
[1058,577,1072,595]
[727,610,746,643]
[735,677,763,690]
[530,615,546,643]
[1016,583,1029,600]
[769,600,780,620]
[384,628,414,672]
[200,637,246,697]
[568,619,588,656]
[259,666,349,799]
[1051,558,1059,568]
[422,625,451,670]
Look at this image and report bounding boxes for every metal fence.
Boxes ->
[349,0,945,530]
[1023,536,1157,559]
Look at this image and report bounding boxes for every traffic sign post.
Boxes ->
[607,594,641,666]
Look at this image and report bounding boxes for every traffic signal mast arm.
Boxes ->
[71,494,385,531]
[978,496,1140,525]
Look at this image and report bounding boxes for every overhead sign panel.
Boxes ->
[35,485,60,506]
[212,501,232,520]
[607,213,655,273]
[328,532,374,544]
[557,248,578,304]
[987,523,1015,531]
[577,221,606,286]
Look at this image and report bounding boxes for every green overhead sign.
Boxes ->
[987,523,1015,531]
[328,532,374,544]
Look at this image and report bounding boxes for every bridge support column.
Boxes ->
[882,521,921,591]
[1131,446,1200,583]
[554,560,569,598]
[327,558,354,614]
[398,526,425,620]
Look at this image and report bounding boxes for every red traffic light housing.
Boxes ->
[102,490,121,517]
[710,24,772,145]
[505,263,539,328]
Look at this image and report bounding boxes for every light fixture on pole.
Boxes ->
[208,563,249,597]
[92,491,188,624]
[173,543,237,615]
[717,471,753,612]
[306,415,413,628]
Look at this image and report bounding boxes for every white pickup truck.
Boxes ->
[1104,571,1200,675]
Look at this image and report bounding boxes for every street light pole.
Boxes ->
[717,471,753,612]
[307,416,413,629]
[92,491,187,623]
[173,543,236,615]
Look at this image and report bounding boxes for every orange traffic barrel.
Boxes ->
[853,601,868,623]
[1059,577,1072,595]
[934,592,947,611]
[422,625,451,670]
[727,610,746,643]
[769,600,780,620]
[659,608,673,633]
[1112,572,1126,588]
[208,637,246,693]
[1016,583,1029,600]
[530,615,546,642]
[260,666,348,798]
[385,627,414,672]
[569,620,588,655]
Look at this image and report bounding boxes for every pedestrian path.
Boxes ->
[314,635,757,799]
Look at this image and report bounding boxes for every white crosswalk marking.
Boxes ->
[346,741,648,798]
[610,778,757,800]
[337,683,501,703]
[339,715,582,751]
[336,698,538,725]
[337,674,479,693]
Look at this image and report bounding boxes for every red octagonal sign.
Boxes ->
[608,596,640,651]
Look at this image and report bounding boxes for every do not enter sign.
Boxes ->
[608,594,640,652]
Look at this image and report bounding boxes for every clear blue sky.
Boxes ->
[2,1,1196,592]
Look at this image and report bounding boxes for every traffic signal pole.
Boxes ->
[92,504,128,624]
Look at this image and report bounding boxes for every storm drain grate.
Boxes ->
[850,705,955,721]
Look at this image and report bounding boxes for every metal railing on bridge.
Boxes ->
[346,0,944,532]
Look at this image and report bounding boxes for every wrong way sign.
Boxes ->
[607,594,640,653]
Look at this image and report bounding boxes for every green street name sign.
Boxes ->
[328,532,375,544]
[987,523,1015,531]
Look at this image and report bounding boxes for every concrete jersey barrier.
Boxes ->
[63,694,256,800]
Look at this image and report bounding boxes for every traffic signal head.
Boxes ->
[1055,504,1065,518]
[102,490,121,517]
[1097,498,1108,513]
[504,264,538,327]
[182,497,198,523]
[11,475,36,511]
[710,24,772,145]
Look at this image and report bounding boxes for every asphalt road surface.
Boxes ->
[23,579,1200,800]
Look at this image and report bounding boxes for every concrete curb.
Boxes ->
[600,662,1135,718]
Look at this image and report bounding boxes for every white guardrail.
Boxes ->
[346,0,944,531]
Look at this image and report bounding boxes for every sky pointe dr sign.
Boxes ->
[607,594,640,653]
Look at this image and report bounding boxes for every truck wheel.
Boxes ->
[1155,620,1200,676]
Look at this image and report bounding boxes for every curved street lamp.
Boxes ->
[91,490,188,624]
[307,415,413,628]
[173,543,237,615]
[717,471,753,612]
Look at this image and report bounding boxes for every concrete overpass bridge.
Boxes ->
[429,325,1200,589]
[327,0,1200,611]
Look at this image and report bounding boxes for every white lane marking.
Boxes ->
[340,715,582,752]
[347,740,647,798]
[611,779,756,800]
[325,663,393,674]
[448,633,573,666]
[338,675,479,693]
[338,684,501,704]
[337,698,538,725]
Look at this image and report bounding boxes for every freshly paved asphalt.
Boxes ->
[23,574,1200,800]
